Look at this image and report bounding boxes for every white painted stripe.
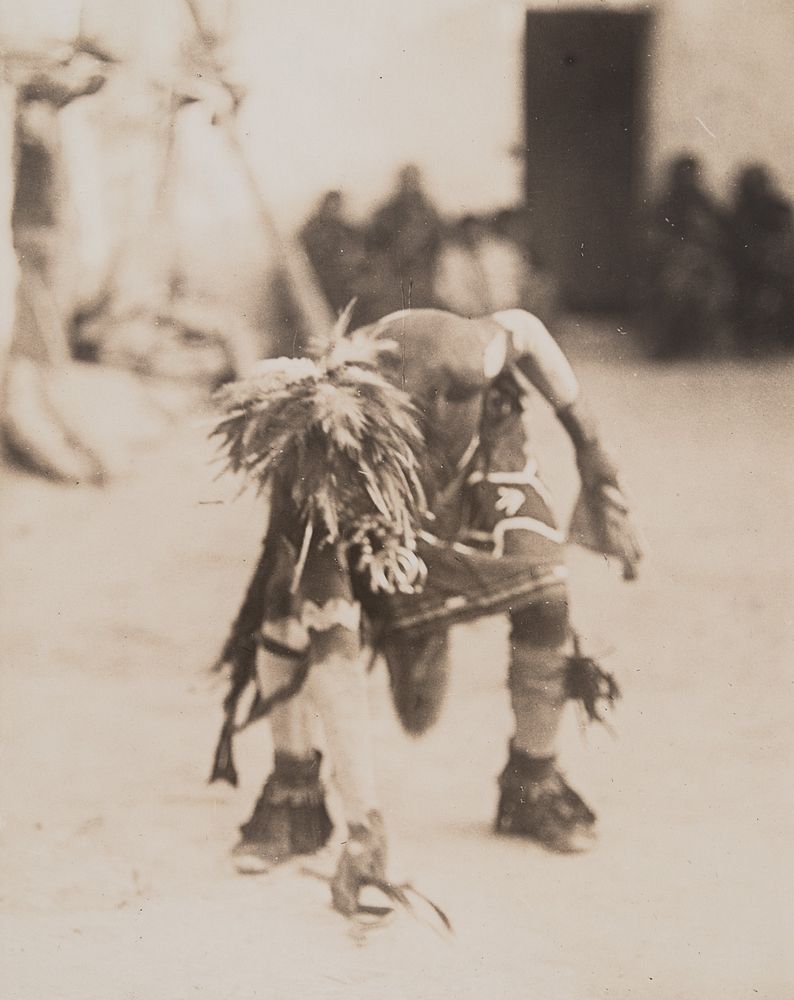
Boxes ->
[483,329,508,378]
[467,458,540,486]
[373,309,412,334]
[492,517,565,557]
[465,460,556,514]
[490,309,580,409]
[451,540,492,555]
[496,517,564,543]
[460,528,493,540]
[300,598,361,633]
[456,434,481,472]
[524,472,556,512]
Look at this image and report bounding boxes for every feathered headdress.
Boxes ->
[211,304,426,594]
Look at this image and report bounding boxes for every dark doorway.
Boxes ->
[523,9,654,311]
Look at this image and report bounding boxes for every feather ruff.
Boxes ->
[211,357,427,591]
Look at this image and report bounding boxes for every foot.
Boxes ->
[495,747,597,854]
[232,839,285,876]
[232,750,333,874]
[330,810,388,917]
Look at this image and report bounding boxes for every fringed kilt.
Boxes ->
[258,464,569,649]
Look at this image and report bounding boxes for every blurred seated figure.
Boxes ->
[492,208,559,322]
[642,154,733,360]
[299,190,365,315]
[435,211,558,320]
[365,163,443,315]
[729,164,794,356]
[434,214,496,316]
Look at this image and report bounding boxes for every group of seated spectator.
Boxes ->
[299,157,793,363]
[298,164,558,329]
[640,154,794,360]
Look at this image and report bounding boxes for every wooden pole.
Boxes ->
[179,0,334,345]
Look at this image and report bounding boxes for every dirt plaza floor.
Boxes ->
[2,333,792,1000]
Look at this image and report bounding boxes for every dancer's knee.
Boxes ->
[510,598,569,648]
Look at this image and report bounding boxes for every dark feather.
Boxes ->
[208,540,272,785]
[209,716,239,786]
[564,635,621,728]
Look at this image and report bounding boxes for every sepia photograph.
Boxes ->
[1,1,792,998]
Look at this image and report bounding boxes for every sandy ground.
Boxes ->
[1,343,793,1000]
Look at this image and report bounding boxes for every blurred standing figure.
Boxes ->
[366,164,443,314]
[643,154,733,360]
[0,2,89,396]
[0,77,19,396]
[0,12,114,482]
[12,85,93,355]
[729,165,794,356]
[299,190,364,315]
